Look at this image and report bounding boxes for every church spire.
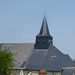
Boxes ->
[39,15,50,36]
[35,16,53,49]
[37,15,52,37]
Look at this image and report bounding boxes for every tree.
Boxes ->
[0,44,14,75]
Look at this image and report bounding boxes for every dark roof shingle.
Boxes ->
[26,44,75,71]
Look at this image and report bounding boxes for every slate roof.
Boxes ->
[1,43,75,71]
[37,15,52,37]
[62,69,75,75]
[1,43,34,68]
[26,44,75,71]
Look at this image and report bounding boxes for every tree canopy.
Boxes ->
[0,44,14,75]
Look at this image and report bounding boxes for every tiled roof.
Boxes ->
[26,44,75,71]
[0,43,75,71]
[1,43,34,68]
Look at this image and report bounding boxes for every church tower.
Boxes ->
[35,15,53,49]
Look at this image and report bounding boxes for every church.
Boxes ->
[1,15,75,75]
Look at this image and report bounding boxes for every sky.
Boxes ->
[0,0,75,59]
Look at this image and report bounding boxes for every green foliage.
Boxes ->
[54,73,59,75]
[0,44,14,75]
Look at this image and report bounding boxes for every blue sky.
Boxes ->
[0,0,75,59]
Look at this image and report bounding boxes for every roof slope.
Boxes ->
[26,44,75,71]
[26,49,48,70]
[1,43,34,68]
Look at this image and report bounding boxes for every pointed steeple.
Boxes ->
[35,15,53,49]
[38,15,51,36]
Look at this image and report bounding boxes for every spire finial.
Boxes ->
[44,7,46,17]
